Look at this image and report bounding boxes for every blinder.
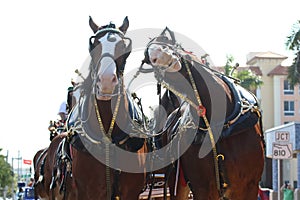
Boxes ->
[89,35,97,52]
[143,27,177,65]
[88,26,132,76]
[88,23,124,52]
[119,37,132,74]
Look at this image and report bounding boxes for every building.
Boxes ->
[246,51,292,129]
[246,52,300,191]
[214,52,296,128]
[265,122,300,195]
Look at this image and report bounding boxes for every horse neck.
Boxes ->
[95,93,129,133]
[95,100,114,132]
[190,63,234,119]
[161,90,180,115]
[165,60,233,119]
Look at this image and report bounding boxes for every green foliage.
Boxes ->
[287,55,300,87]
[0,148,13,189]
[286,20,300,51]
[224,55,234,76]
[224,55,263,91]
[235,70,263,90]
[286,20,300,86]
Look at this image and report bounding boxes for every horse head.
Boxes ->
[144,27,182,72]
[89,16,132,100]
[70,16,147,151]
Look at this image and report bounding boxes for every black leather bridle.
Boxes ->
[89,23,132,77]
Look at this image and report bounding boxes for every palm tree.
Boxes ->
[286,20,300,86]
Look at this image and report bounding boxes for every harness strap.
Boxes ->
[146,173,155,200]
[36,150,48,184]
[105,144,111,200]
[164,163,175,200]
[254,113,266,151]
[112,169,121,199]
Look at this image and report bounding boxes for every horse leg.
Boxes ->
[220,129,264,200]
[64,176,77,200]
[170,184,190,200]
[167,166,190,200]
[191,186,220,200]
[179,145,222,200]
[224,182,259,200]
[119,172,145,200]
[244,183,260,200]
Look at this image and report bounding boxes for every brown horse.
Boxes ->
[33,133,73,200]
[33,148,49,199]
[143,27,265,200]
[65,16,148,200]
[33,120,66,199]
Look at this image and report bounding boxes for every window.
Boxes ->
[284,80,294,95]
[284,101,294,116]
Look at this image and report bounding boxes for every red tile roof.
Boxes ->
[267,65,288,76]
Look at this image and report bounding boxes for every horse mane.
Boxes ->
[177,49,233,103]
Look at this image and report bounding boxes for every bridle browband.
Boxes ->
[89,23,125,52]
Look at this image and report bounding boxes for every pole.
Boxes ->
[17,151,20,181]
[11,158,14,200]
[11,152,22,200]
[278,159,281,200]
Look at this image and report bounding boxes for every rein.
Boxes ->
[153,56,225,196]
[81,26,128,200]
[94,83,122,200]
[182,57,225,196]
[144,34,228,197]
[94,92,121,142]
[97,95,119,199]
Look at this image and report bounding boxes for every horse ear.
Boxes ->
[119,16,129,34]
[89,16,99,33]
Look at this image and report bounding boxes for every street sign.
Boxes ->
[272,143,293,159]
[275,131,290,142]
[23,159,32,165]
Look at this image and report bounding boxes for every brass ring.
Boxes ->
[216,154,225,161]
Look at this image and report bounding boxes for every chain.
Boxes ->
[160,57,223,195]
[105,143,111,200]
[182,58,223,194]
[94,95,121,200]
[94,95,121,141]
[159,82,198,109]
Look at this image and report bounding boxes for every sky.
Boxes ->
[0,0,299,171]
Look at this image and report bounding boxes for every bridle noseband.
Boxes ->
[143,28,183,77]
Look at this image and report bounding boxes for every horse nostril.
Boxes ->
[112,75,117,83]
[152,58,157,64]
